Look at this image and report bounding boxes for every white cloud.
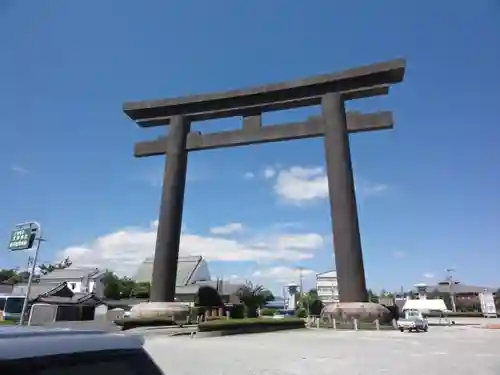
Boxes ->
[274,166,326,203]
[270,165,389,204]
[59,221,325,277]
[272,222,302,230]
[273,233,323,250]
[263,167,276,179]
[243,172,255,180]
[10,164,28,175]
[423,273,435,279]
[253,266,316,284]
[209,222,244,235]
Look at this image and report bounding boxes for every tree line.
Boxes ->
[3,263,499,313]
[0,263,277,314]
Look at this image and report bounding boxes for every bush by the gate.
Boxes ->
[115,316,176,330]
[198,317,305,333]
[425,311,484,318]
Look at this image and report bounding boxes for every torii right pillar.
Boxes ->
[322,93,368,303]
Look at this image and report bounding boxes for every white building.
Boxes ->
[134,255,212,286]
[38,268,106,298]
[316,270,339,304]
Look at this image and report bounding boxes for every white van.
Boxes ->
[0,295,26,322]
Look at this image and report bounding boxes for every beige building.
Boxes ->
[134,255,243,303]
[316,270,339,304]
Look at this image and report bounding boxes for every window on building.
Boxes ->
[70,283,77,290]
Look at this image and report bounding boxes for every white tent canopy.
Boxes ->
[402,299,450,313]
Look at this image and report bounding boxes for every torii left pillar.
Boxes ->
[150,115,191,302]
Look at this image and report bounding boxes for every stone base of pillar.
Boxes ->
[321,302,390,322]
[129,302,190,322]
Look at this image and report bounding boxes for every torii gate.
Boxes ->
[123,58,406,304]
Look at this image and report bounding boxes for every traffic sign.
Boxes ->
[8,228,35,251]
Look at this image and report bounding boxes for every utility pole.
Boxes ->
[7,221,45,325]
[446,268,457,312]
[296,267,304,295]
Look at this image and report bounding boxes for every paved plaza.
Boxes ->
[145,324,500,375]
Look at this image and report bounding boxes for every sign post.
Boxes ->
[7,221,44,325]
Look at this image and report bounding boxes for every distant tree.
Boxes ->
[379,289,394,299]
[298,289,323,316]
[0,269,29,284]
[102,271,123,300]
[0,269,18,283]
[38,257,72,275]
[238,281,274,318]
[195,286,223,308]
[367,289,379,303]
[131,281,151,299]
[101,272,148,300]
[119,277,137,298]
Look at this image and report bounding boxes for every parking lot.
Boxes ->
[145,325,500,375]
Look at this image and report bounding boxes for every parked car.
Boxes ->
[397,309,429,332]
[0,326,164,374]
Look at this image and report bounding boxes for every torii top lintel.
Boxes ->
[123,58,406,127]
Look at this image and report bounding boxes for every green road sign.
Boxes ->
[8,228,34,251]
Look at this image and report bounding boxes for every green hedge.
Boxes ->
[260,308,277,316]
[229,304,245,319]
[425,311,485,318]
[115,317,176,330]
[0,320,16,325]
[198,317,305,332]
[295,308,307,318]
[204,315,226,322]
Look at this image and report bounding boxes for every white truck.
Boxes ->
[397,309,429,333]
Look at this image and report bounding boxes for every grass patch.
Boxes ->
[114,317,176,331]
[0,320,16,325]
[198,317,305,333]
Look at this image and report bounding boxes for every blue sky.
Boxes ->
[1,0,499,294]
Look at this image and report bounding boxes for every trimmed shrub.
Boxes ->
[195,286,223,308]
[229,304,245,319]
[205,315,226,322]
[198,317,305,333]
[424,311,484,318]
[260,308,277,316]
[245,305,259,318]
[115,317,176,330]
[295,308,307,318]
[309,300,324,316]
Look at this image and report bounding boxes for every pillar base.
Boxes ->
[129,302,190,322]
[321,302,390,322]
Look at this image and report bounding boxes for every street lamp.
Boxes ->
[7,221,45,325]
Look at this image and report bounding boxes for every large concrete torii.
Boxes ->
[123,58,406,307]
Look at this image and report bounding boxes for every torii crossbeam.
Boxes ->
[123,58,406,303]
